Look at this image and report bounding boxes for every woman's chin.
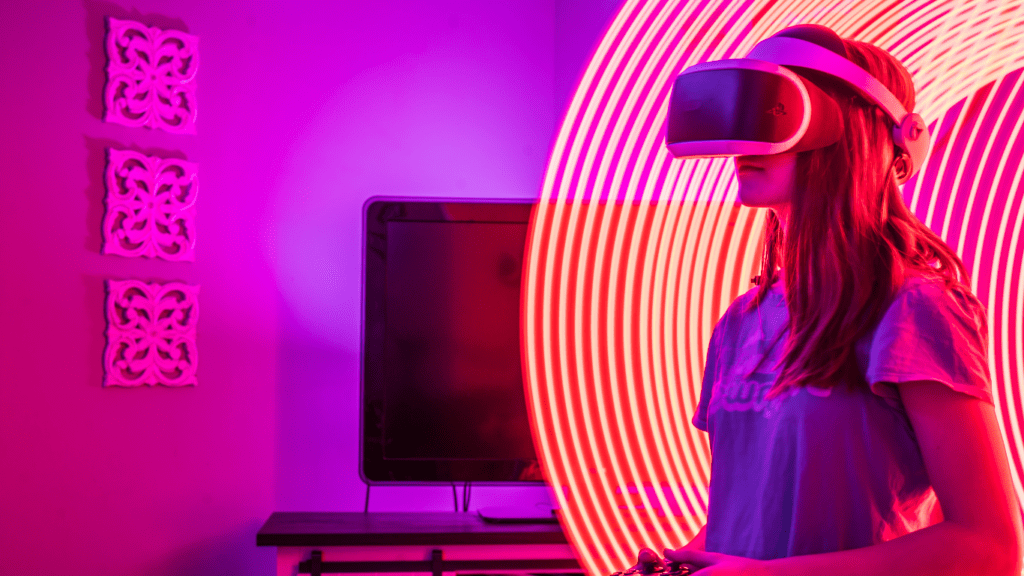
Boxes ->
[737,196,775,209]
[737,189,789,210]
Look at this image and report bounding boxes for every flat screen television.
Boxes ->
[360,197,543,484]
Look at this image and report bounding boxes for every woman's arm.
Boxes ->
[765,380,1024,576]
[667,380,1024,576]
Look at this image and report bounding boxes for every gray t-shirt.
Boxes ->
[692,275,991,559]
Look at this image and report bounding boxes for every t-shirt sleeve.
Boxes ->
[866,279,992,405]
[692,319,724,431]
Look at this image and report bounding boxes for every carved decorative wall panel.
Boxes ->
[104,17,199,134]
[103,148,198,261]
[104,280,199,387]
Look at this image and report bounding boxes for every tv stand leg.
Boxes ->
[431,549,443,576]
[310,550,323,576]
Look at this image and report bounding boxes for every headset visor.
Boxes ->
[666,59,842,158]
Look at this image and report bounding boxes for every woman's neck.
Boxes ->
[771,205,790,236]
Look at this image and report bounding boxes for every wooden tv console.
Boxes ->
[257,512,583,576]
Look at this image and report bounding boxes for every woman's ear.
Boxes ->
[893,152,911,185]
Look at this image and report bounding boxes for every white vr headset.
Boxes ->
[665,26,930,180]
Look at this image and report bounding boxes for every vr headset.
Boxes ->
[665,25,930,180]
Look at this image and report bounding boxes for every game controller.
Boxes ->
[608,547,693,576]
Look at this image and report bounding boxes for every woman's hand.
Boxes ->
[663,548,769,576]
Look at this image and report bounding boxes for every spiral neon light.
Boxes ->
[523,1,1024,574]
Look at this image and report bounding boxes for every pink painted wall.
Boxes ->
[0,1,618,574]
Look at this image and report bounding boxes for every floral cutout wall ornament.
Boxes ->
[103,148,198,261]
[104,17,198,134]
[105,280,199,387]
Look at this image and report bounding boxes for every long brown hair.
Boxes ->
[751,38,982,397]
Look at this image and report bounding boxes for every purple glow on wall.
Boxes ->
[266,2,558,516]
[1,1,607,575]
[273,40,553,346]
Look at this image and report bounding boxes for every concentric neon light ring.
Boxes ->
[523,2,1024,574]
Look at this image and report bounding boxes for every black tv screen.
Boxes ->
[361,198,543,483]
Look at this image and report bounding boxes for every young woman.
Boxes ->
[663,26,1024,576]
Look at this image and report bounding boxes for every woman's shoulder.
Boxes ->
[892,272,980,305]
[714,280,776,331]
[866,271,991,399]
[883,272,987,330]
